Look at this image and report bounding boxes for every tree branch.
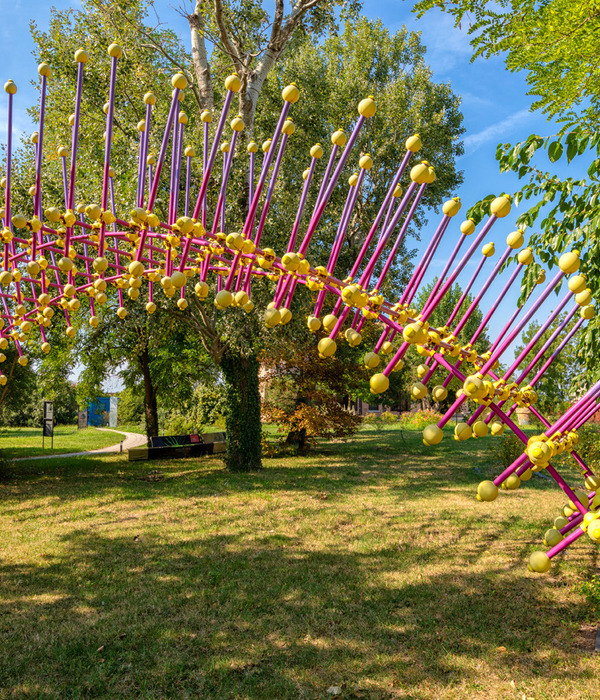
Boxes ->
[213,0,244,73]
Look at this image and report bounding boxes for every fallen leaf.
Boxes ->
[96,645,105,653]
[327,687,342,696]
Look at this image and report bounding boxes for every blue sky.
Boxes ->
[0,0,584,374]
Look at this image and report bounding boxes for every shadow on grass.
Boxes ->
[1,430,560,509]
[0,529,593,699]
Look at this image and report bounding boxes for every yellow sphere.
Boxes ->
[473,420,489,438]
[323,314,338,332]
[128,260,144,277]
[442,198,461,217]
[528,440,551,466]
[74,49,89,63]
[318,337,337,358]
[170,270,187,289]
[144,92,157,105]
[568,274,587,294]
[477,480,498,501]
[581,305,595,320]
[460,219,475,235]
[177,298,188,311]
[4,80,17,94]
[215,290,233,309]
[584,474,600,491]
[490,195,511,218]
[359,154,373,170]
[107,43,123,59]
[517,247,534,265]
[171,73,187,90]
[431,385,447,402]
[38,62,52,78]
[423,424,443,445]
[454,422,472,441]
[575,289,592,306]
[307,316,321,332]
[331,130,346,147]
[490,421,505,436]
[543,529,562,547]
[146,302,157,314]
[529,551,551,573]
[588,519,600,542]
[279,308,292,325]
[116,307,127,319]
[282,83,300,103]
[369,373,389,394]
[506,230,524,249]
[410,382,427,400]
[264,308,281,327]
[41,342,51,354]
[405,134,421,152]
[364,352,380,369]
[505,473,521,490]
[357,96,376,118]
[558,251,580,274]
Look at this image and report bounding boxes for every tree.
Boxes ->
[19,0,465,467]
[514,315,584,414]
[261,337,364,452]
[413,0,600,128]
[412,0,600,380]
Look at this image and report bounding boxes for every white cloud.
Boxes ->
[462,108,533,153]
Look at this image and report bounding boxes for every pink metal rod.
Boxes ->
[401,214,453,307]
[311,170,366,317]
[406,228,466,308]
[311,143,338,216]
[273,156,318,304]
[421,215,498,321]
[139,101,153,208]
[328,181,423,339]
[480,308,581,427]
[191,90,235,220]
[529,318,584,388]
[98,55,119,257]
[147,90,182,213]
[239,131,291,293]
[373,184,428,292]
[501,292,574,382]
[446,254,488,327]
[478,269,565,378]
[451,247,513,338]
[297,117,367,259]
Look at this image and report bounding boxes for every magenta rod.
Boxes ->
[192,90,235,220]
[147,90,181,212]
[421,215,498,321]
[297,117,367,258]
[401,215,453,306]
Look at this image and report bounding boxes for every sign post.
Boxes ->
[43,400,54,449]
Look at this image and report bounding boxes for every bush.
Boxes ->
[575,425,600,470]
[397,409,444,430]
[579,575,600,615]
[491,432,524,469]
[363,411,397,433]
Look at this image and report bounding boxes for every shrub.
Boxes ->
[579,575,600,615]
[397,409,444,430]
[363,411,397,433]
[574,425,600,470]
[491,432,524,469]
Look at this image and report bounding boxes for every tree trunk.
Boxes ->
[138,348,159,439]
[221,348,262,471]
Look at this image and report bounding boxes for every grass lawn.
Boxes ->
[0,425,598,699]
[0,425,139,460]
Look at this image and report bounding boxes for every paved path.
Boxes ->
[14,428,147,461]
